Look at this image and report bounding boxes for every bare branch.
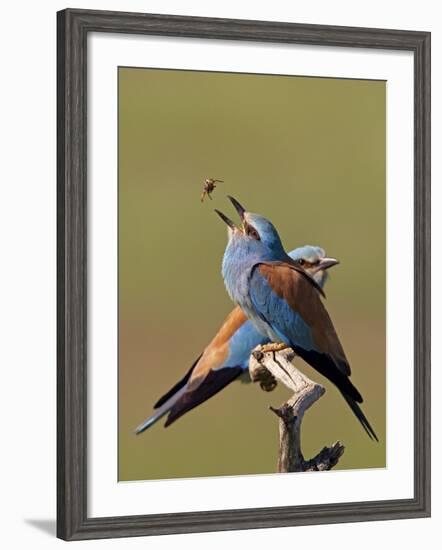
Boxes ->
[249,346,345,473]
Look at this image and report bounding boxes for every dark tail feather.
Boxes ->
[164,366,243,427]
[341,392,379,442]
[154,354,202,408]
[134,387,186,435]
[293,346,363,403]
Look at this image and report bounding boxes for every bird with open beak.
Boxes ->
[215,196,378,441]
[134,245,338,434]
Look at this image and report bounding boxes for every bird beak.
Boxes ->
[227,195,246,221]
[315,257,339,273]
[214,209,237,230]
[214,196,247,232]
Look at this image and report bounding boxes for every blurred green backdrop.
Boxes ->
[118,68,386,481]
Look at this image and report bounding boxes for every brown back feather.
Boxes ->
[186,306,247,390]
[259,262,350,376]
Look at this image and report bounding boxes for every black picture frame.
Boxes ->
[57,8,431,541]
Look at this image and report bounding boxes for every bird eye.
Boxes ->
[245,224,260,240]
[298,259,305,266]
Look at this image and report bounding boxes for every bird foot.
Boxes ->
[250,364,278,392]
[259,343,288,354]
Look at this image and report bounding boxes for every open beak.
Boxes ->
[227,195,246,221]
[214,209,237,230]
[315,257,339,273]
[214,196,247,231]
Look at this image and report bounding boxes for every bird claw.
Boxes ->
[251,365,278,392]
[259,343,288,354]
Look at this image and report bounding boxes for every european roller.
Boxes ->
[134,245,337,434]
[215,196,378,441]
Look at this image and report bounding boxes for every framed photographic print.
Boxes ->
[57,8,431,541]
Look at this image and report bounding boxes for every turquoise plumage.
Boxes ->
[217,196,378,441]
[135,245,337,434]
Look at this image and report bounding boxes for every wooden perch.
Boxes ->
[249,346,345,473]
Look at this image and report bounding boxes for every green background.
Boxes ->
[118,67,386,481]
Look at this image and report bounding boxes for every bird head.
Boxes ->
[215,196,286,260]
[288,245,339,288]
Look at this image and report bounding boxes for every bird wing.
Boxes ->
[153,354,202,409]
[277,259,326,298]
[249,262,379,441]
[163,307,254,427]
[164,366,243,427]
[185,307,248,388]
[249,262,363,403]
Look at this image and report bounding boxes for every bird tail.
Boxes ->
[134,386,186,435]
[134,355,202,434]
[340,392,379,442]
[154,354,201,408]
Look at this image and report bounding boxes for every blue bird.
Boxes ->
[134,245,338,434]
[215,196,378,441]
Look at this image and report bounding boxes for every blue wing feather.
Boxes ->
[248,263,365,406]
[223,319,270,370]
[249,267,317,351]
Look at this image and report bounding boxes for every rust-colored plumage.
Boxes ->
[249,261,377,439]
[258,263,349,375]
[134,243,359,436]
[185,307,247,390]
[162,307,247,425]
[216,196,377,440]
[133,307,249,433]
